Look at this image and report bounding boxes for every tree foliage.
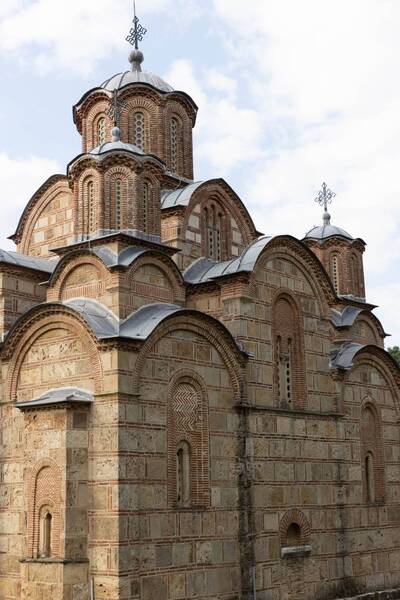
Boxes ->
[387,346,400,365]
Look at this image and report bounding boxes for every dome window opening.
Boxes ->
[115,179,122,229]
[130,111,145,150]
[97,117,106,145]
[143,181,150,233]
[171,117,178,172]
[331,254,340,294]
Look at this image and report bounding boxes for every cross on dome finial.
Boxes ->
[106,89,126,128]
[126,1,147,51]
[314,182,336,226]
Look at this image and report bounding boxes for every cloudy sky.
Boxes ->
[0,0,399,344]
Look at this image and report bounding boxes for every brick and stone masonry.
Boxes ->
[0,33,399,600]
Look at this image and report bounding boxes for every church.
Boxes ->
[0,12,400,600]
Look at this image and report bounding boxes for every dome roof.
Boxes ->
[304,223,353,241]
[100,69,174,94]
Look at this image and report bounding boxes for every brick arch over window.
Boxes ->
[5,309,103,400]
[279,509,311,548]
[167,370,210,508]
[76,169,100,237]
[27,459,61,559]
[135,174,160,236]
[361,400,385,503]
[201,199,229,261]
[103,166,131,230]
[272,291,307,409]
[164,102,193,179]
[83,100,112,151]
[120,97,156,151]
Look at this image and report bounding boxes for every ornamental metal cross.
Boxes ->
[314,182,336,212]
[126,1,147,49]
[106,89,126,127]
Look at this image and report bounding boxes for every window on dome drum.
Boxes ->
[143,181,150,233]
[331,254,340,293]
[170,117,178,172]
[204,205,223,261]
[115,179,122,229]
[87,181,95,233]
[350,254,359,294]
[97,117,106,145]
[129,111,145,150]
[176,440,191,506]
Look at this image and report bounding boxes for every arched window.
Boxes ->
[176,441,191,506]
[97,117,106,145]
[168,376,210,509]
[331,254,340,293]
[361,404,384,503]
[273,295,306,408]
[350,254,359,295]
[129,111,145,150]
[39,510,52,558]
[286,522,301,546]
[143,181,150,233]
[171,117,178,172]
[86,181,95,234]
[115,179,122,229]
[204,205,223,261]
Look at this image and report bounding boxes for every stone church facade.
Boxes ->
[0,41,400,600]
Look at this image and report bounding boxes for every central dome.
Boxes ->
[101,49,174,94]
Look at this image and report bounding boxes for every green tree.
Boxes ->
[387,346,400,365]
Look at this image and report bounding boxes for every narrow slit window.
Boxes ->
[176,441,190,506]
[39,511,52,558]
[366,452,375,503]
[115,179,122,229]
[143,182,150,233]
[331,254,340,293]
[278,338,291,405]
[87,181,95,233]
[171,117,178,172]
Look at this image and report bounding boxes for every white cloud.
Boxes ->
[0,153,61,250]
[209,0,400,342]
[165,59,265,175]
[0,0,181,75]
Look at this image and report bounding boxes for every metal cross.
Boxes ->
[314,182,336,212]
[126,1,147,50]
[106,89,126,127]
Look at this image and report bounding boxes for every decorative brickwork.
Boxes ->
[167,370,210,508]
[27,459,61,559]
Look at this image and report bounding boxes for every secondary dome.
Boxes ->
[100,49,174,94]
[304,223,353,241]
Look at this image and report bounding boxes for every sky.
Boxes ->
[0,0,400,344]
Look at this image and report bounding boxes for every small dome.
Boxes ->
[89,140,144,156]
[100,70,174,94]
[304,223,353,241]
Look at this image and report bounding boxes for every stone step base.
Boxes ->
[340,590,400,600]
